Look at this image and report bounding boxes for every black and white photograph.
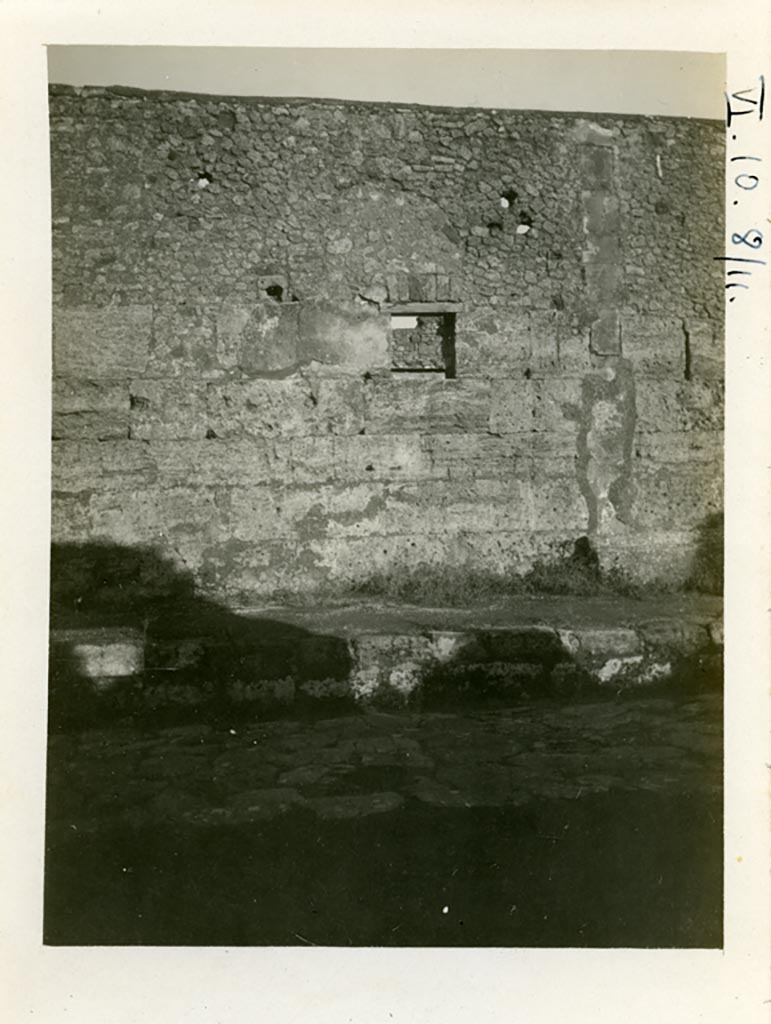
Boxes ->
[43,45,726,948]
[1,4,769,1022]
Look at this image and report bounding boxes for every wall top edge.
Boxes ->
[47,82,723,127]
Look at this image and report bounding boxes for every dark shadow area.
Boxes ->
[45,542,723,949]
[413,628,597,710]
[44,788,722,947]
[416,643,723,711]
[48,542,354,732]
[685,512,724,596]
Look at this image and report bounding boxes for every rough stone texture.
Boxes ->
[53,306,153,378]
[49,595,722,714]
[46,692,723,834]
[49,86,724,599]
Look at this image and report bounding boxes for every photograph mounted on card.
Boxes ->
[43,45,726,949]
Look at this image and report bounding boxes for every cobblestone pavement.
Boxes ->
[45,691,722,947]
[48,692,722,829]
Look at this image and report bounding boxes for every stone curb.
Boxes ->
[49,609,723,717]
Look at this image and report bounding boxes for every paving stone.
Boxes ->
[277,764,355,788]
[46,692,723,830]
[180,788,306,824]
[406,776,470,808]
[306,792,404,819]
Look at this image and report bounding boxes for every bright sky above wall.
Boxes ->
[47,47,725,119]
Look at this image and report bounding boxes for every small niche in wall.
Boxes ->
[389,308,456,378]
[256,272,300,304]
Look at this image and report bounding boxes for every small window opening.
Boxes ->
[390,311,456,378]
[266,283,284,302]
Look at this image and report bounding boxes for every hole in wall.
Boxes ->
[389,312,456,379]
[265,283,284,302]
[196,172,213,189]
[500,188,519,208]
[518,211,533,227]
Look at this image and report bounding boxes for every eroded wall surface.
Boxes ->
[49,85,724,602]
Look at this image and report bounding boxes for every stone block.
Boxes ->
[287,437,338,484]
[196,538,289,602]
[85,485,223,548]
[50,492,91,542]
[629,463,723,529]
[149,438,277,487]
[313,377,367,435]
[633,429,723,465]
[594,529,699,587]
[216,299,299,374]
[621,316,686,376]
[128,380,208,440]
[489,378,581,436]
[366,378,491,435]
[558,334,594,373]
[529,476,588,531]
[53,305,152,377]
[226,486,295,541]
[422,434,523,480]
[333,435,434,482]
[637,620,710,656]
[572,626,641,657]
[51,627,145,686]
[299,303,389,370]
[207,377,365,438]
[635,380,724,433]
[206,378,316,438]
[147,304,222,378]
[383,479,533,535]
[455,313,559,375]
[295,483,387,541]
[686,320,723,380]
[52,380,129,440]
[52,440,157,492]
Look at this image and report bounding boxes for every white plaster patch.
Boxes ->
[351,666,381,699]
[557,629,581,656]
[597,654,644,683]
[429,633,465,663]
[73,641,144,680]
[388,663,423,696]
[638,661,672,685]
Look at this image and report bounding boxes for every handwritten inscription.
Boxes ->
[714,74,765,303]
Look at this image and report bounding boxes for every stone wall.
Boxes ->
[49,85,724,603]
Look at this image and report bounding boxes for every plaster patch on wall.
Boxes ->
[576,363,637,535]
